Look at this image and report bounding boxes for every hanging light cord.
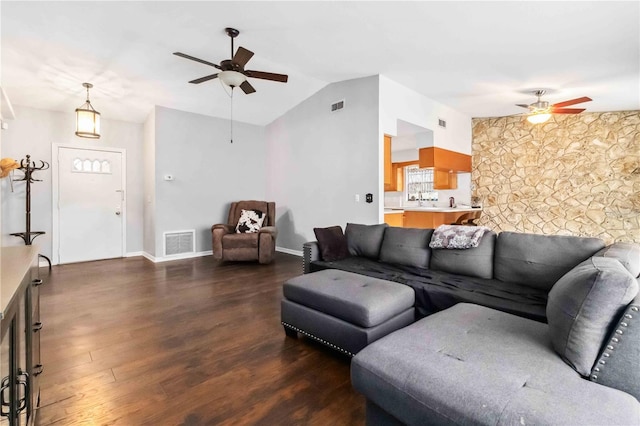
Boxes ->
[219,78,234,143]
[230,88,234,143]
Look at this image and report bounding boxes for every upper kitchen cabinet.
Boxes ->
[384,135,393,190]
[418,147,471,190]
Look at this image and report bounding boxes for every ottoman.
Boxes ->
[281,269,415,356]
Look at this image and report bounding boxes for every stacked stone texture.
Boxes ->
[472,111,640,244]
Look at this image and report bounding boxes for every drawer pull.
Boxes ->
[33,322,43,332]
[32,278,43,287]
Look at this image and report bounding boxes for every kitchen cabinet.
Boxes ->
[434,169,458,190]
[384,213,404,227]
[418,147,471,190]
[403,211,465,229]
[384,135,392,190]
[1,246,41,426]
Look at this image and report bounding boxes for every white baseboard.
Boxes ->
[276,246,302,257]
[142,250,213,263]
[125,251,144,257]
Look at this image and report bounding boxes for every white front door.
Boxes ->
[56,146,125,264]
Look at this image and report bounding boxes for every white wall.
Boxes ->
[0,105,144,260]
[152,106,266,255]
[143,108,156,256]
[265,76,380,252]
[379,76,473,210]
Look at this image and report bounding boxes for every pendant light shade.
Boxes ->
[75,83,101,138]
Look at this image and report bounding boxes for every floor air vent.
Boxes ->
[164,230,195,256]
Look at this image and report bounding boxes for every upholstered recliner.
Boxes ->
[211,201,277,264]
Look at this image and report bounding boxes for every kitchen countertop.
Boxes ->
[1,246,38,319]
[385,207,481,213]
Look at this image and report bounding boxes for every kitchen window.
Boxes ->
[406,165,438,202]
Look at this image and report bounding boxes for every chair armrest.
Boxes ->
[211,224,234,233]
[303,241,321,274]
[258,226,277,238]
[590,295,640,399]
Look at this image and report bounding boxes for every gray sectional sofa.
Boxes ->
[300,223,640,425]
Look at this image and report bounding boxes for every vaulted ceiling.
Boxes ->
[2,1,638,126]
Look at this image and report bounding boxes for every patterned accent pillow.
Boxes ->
[236,209,266,233]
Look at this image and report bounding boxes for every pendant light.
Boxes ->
[75,82,101,138]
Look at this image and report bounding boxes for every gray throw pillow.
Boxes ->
[379,227,433,269]
[594,242,640,278]
[547,257,638,376]
[345,223,388,259]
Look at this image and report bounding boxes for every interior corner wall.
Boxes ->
[152,106,266,255]
[379,76,473,208]
[265,75,380,252]
[143,108,156,256]
[0,105,144,261]
[472,111,640,244]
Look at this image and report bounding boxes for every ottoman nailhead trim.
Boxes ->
[281,321,355,357]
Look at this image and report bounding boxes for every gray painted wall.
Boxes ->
[152,106,266,255]
[143,109,156,256]
[0,105,144,260]
[265,75,380,252]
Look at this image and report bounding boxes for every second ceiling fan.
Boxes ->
[174,27,288,94]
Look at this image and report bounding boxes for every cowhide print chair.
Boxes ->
[211,201,277,264]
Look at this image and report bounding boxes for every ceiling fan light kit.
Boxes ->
[75,82,101,139]
[218,70,247,88]
[517,89,592,124]
[527,112,551,124]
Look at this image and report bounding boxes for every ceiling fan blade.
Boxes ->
[173,52,221,69]
[189,74,219,84]
[233,47,254,67]
[551,108,586,114]
[240,80,256,94]
[245,70,288,83]
[515,104,531,109]
[551,96,592,108]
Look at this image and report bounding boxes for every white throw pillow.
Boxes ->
[236,209,266,233]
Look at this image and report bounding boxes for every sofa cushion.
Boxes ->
[430,231,496,279]
[222,232,258,249]
[352,303,640,426]
[310,256,548,322]
[594,242,640,278]
[313,226,349,262]
[547,257,638,376]
[379,227,433,269]
[494,232,605,290]
[345,223,388,259]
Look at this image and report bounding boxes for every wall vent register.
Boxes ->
[331,100,345,112]
[163,230,196,256]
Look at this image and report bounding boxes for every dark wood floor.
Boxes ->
[35,253,365,425]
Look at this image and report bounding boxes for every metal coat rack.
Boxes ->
[10,154,52,269]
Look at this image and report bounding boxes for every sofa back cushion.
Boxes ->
[547,257,638,376]
[494,232,605,290]
[429,230,496,279]
[379,227,433,269]
[345,223,388,259]
[594,242,640,278]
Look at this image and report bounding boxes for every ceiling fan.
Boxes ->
[173,27,288,94]
[516,90,592,123]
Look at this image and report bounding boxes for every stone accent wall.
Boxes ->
[472,111,640,244]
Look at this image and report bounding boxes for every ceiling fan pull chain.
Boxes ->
[230,88,234,143]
